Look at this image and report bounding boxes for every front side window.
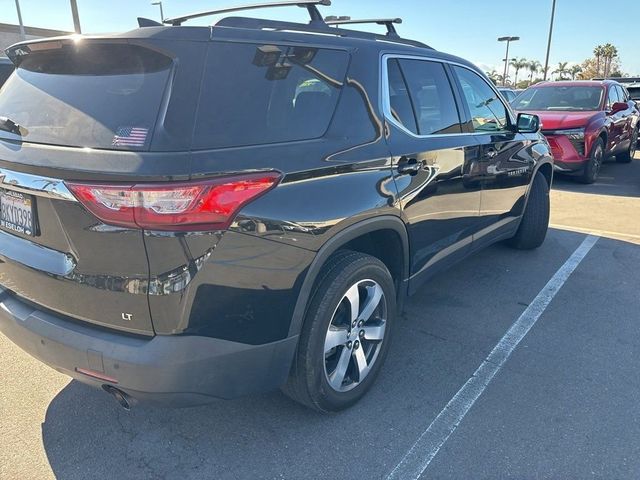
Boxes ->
[193,43,349,149]
[397,59,462,135]
[453,66,508,132]
[607,86,620,108]
[615,85,627,102]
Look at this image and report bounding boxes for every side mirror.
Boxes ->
[609,102,628,115]
[516,113,541,133]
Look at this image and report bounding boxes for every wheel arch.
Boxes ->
[536,161,553,188]
[288,216,410,338]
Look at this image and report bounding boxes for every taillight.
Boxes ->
[66,172,281,231]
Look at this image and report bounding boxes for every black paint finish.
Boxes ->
[0,19,553,401]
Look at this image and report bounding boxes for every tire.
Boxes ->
[507,171,550,250]
[616,127,638,163]
[282,250,396,412]
[579,137,604,184]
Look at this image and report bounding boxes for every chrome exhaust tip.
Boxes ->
[102,384,131,411]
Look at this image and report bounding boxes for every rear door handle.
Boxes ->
[397,157,422,175]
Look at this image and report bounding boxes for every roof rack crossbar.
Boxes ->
[164,0,331,27]
[214,16,432,49]
[325,16,402,37]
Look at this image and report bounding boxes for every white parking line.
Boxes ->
[386,235,599,480]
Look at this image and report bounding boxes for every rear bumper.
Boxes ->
[0,286,298,406]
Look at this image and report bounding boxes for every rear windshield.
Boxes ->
[512,85,604,112]
[0,43,172,150]
[193,42,349,149]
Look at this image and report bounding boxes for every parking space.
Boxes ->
[1,156,639,480]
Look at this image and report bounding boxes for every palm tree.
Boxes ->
[601,43,618,78]
[528,60,542,85]
[553,61,570,80]
[509,57,528,86]
[569,64,582,80]
[594,45,604,76]
[485,70,500,85]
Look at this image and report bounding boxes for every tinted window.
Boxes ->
[454,66,508,132]
[0,63,14,87]
[0,44,171,150]
[513,86,604,111]
[615,85,627,102]
[607,86,620,108]
[627,86,640,101]
[499,89,516,102]
[193,43,349,149]
[387,59,418,134]
[398,59,462,135]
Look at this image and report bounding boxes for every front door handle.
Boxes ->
[484,148,498,160]
[397,157,422,175]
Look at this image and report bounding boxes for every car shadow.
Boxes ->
[39,229,594,480]
[552,155,640,198]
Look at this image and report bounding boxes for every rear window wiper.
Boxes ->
[0,116,25,135]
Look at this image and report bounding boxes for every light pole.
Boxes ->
[14,0,25,40]
[498,36,519,86]
[152,1,165,22]
[70,0,81,33]
[543,0,557,81]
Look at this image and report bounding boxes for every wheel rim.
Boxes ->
[323,279,387,393]
[593,145,603,178]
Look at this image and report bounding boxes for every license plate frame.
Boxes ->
[0,188,39,237]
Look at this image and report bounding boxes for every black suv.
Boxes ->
[0,1,552,412]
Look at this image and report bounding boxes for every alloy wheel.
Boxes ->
[593,145,603,178]
[323,279,388,393]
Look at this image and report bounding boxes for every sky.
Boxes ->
[2,0,639,75]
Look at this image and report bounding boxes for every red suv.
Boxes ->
[513,81,639,183]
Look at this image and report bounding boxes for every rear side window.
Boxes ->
[0,43,172,150]
[454,66,508,132]
[387,59,418,134]
[193,43,349,149]
[397,59,462,135]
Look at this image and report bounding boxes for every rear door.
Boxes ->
[615,85,636,149]
[606,85,624,151]
[450,66,532,241]
[383,56,482,287]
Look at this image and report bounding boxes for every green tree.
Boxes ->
[569,64,582,80]
[601,43,619,78]
[553,61,570,80]
[593,45,604,76]
[527,60,542,85]
[510,58,528,86]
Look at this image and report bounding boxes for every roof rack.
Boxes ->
[325,16,402,37]
[213,16,431,50]
[164,0,331,27]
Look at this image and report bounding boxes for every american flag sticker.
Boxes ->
[112,127,149,147]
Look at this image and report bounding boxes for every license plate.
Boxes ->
[0,189,37,236]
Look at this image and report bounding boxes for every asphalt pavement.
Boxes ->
[1,154,639,480]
